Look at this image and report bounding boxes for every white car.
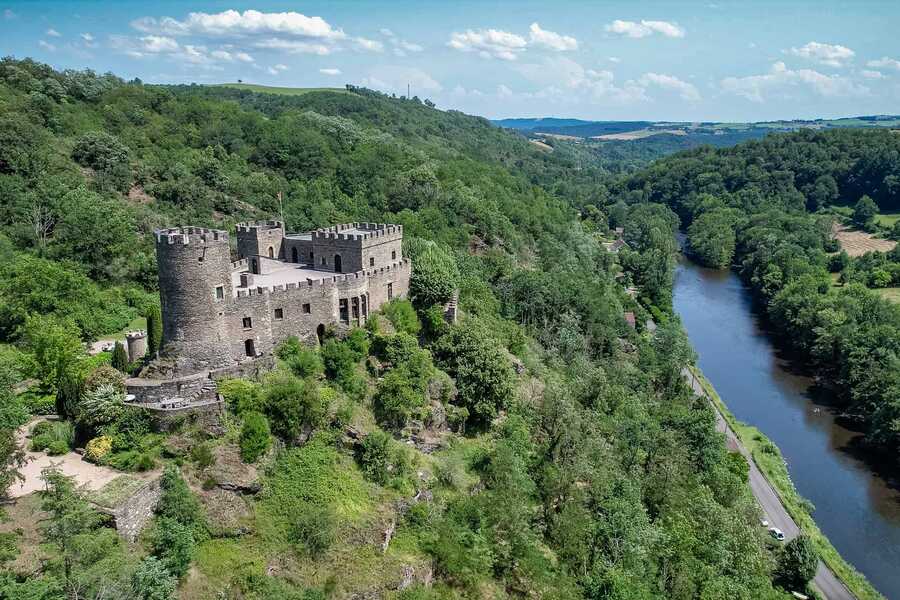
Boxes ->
[760,518,769,527]
[769,527,785,541]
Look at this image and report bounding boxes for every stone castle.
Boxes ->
[125,221,410,417]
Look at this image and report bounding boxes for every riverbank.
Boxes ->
[689,367,882,600]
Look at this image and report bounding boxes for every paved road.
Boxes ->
[684,369,855,600]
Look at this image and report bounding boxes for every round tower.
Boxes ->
[155,227,233,373]
[125,330,147,362]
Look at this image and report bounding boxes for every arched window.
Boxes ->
[267,246,274,258]
[291,247,299,263]
[334,254,342,273]
[244,339,256,357]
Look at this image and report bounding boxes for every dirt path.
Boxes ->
[9,417,122,498]
[684,369,855,600]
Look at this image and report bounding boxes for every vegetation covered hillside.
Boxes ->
[611,129,900,461]
[0,58,813,599]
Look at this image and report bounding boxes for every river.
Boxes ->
[673,258,900,599]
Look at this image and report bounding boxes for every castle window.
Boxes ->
[361,296,368,318]
[351,297,360,321]
[291,247,299,263]
[242,316,252,329]
[274,308,284,320]
[268,246,274,258]
[369,257,375,267]
[387,283,394,299]
[302,303,311,314]
[321,256,326,266]
[339,299,349,325]
[215,285,224,300]
[392,250,397,260]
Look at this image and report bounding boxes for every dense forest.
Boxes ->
[0,57,822,599]
[612,129,900,460]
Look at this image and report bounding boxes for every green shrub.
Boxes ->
[110,341,128,372]
[345,328,370,358]
[357,429,414,487]
[78,383,125,428]
[30,420,73,454]
[157,464,207,538]
[190,443,215,470]
[373,370,427,430]
[83,364,125,394]
[132,556,177,600]
[106,449,156,472]
[286,348,324,379]
[263,372,326,441]
[218,378,263,415]
[407,241,460,307]
[151,517,195,578]
[382,299,421,335]
[288,504,336,557]
[23,391,56,416]
[240,411,271,463]
[776,535,818,590]
[275,336,304,361]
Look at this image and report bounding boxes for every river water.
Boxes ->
[673,259,900,599]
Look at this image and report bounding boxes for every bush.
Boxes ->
[84,435,112,463]
[357,429,414,487]
[263,373,326,441]
[218,378,263,415]
[30,420,73,454]
[382,299,421,335]
[157,464,207,538]
[151,517,195,578]
[286,348,324,379]
[432,325,514,426]
[373,370,427,430]
[240,411,271,463]
[23,391,56,416]
[776,534,818,590]
[83,364,126,394]
[190,443,215,470]
[106,449,156,472]
[288,504,336,557]
[132,556,177,600]
[407,241,460,307]
[78,383,125,428]
[110,341,128,372]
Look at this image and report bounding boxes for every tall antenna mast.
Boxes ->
[407,83,410,99]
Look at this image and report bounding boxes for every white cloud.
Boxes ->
[319,68,341,76]
[721,61,868,102]
[788,41,854,67]
[497,84,513,97]
[605,19,685,39]
[362,66,442,94]
[861,70,885,80]
[46,28,61,37]
[253,38,332,55]
[867,56,900,71]
[639,72,701,101]
[515,56,648,104]
[380,28,394,37]
[132,9,345,39]
[81,33,94,42]
[608,56,621,63]
[354,37,384,52]
[38,40,56,52]
[448,28,527,61]
[211,49,255,62]
[140,35,179,53]
[380,29,423,57]
[267,63,289,75]
[528,22,577,51]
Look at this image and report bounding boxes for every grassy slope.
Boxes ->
[213,83,350,96]
[689,367,884,600]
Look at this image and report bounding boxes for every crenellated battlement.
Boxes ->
[235,220,284,233]
[155,226,228,246]
[311,222,403,243]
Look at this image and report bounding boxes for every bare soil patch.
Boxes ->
[833,224,896,257]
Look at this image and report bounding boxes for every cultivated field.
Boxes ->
[833,224,897,257]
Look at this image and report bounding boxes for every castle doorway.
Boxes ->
[291,247,298,263]
[334,254,342,273]
[316,324,325,345]
[244,339,256,357]
[251,258,259,274]
[268,246,275,258]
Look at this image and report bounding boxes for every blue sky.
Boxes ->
[2,1,899,121]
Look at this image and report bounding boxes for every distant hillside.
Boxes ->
[213,83,351,96]
[491,117,597,130]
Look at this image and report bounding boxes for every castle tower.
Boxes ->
[155,227,234,373]
[125,330,147,362]
[236,220,284,261]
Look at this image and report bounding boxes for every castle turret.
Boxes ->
[155,227,233,373]
[236,220,284,261]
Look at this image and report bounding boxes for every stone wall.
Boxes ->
[101,476,162,542]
